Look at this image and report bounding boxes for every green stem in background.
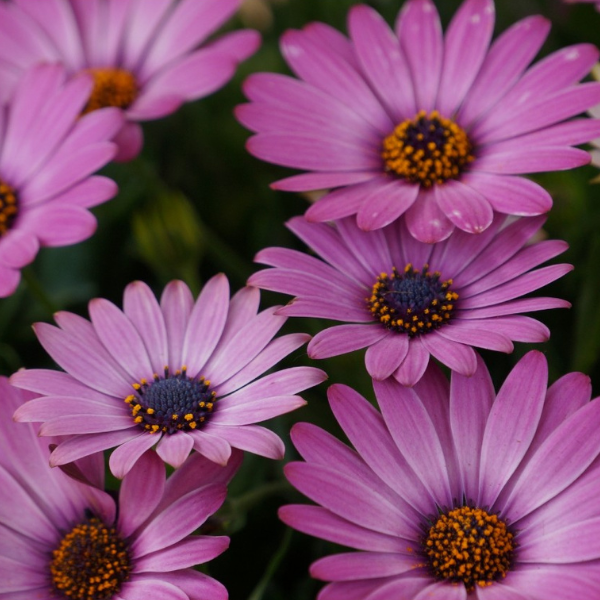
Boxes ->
[22,267,59,316]
[196,218,255,283]
[229,480,291,515]
[247,527,294,600]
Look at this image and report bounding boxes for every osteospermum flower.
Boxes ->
[237,0,600,242]
[12,275,326,477]
[0,0,260,161]
[0,63,122,297]
[281,352,600,599]
[249,215,571,385]
[0,378,239,600]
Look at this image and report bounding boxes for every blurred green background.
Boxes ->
[3,1,600,599]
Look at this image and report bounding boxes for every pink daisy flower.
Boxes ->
[237,0,600,242]
[0,63,123,297]
[12,275,326,477]
[0,377,239,600]
[249,215,571,385]
[0,0,261,161]
[281,352,600,599]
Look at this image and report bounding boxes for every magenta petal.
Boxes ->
[461,172,552,216]
[328,384,431,511]
[436,323,513,353]
[209,424,285,459]
[134,536,229,573]
[89,297,154,382]
[49,429,141,466]
[348,5,416,120]
[280,29,393,133]
[112,122,144,163]
[118,451,165,538]
[305,179,383,223]
[109,433,157,479]
[396,0,443,112]
[156,570,228,600]
[475,146,591,174]
[365,334,409,380]
[279,504,407,553]
[356,180,420,231]
[272,171,378,192]
[394,338,430,386]
[0,229,39,269]
[308,325,387,359]
[247,131,380,172]
[123,281,169,375]
[284,461,411,537]
[419,333,477,376]
[478,351,547,508]
[25,204,97,247]
[132,483,227,556]
[311,551,420,581]
[156,433,194,469]
[405,188,454,243]
[434,179,493,234]
[502,398,600,521]
[518,518,600,564]
[182,273,229,375]
[436,0,495,117]
[458,15,551,127]
[449,355,495,501]
[190,430,232,465]
[374,377,452,507]
[160,280,194,372]
[119,578,189,600]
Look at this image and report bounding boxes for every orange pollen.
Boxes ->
[82,68,138,114]
[382,110,474,187]
[0,179,18,237]
[49,516,131,600]
[423,506,515,591]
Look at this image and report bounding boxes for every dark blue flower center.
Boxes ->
[367,264,458,337]
[125,366,215,434]
[0,179,18,237]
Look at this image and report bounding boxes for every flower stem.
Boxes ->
[246,527,294,600]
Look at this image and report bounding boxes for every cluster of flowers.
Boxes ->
[1,0,600,599]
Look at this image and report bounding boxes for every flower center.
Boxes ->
[50,515,130,600]
[0,179,18,236]
[125,366,216,434]
[367,264,458,337]
[82,68,138,114]
[423,506,515,591]
[382,110,474,187]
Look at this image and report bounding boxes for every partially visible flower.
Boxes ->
[0,377,239,600]
[250,215,571,385]
[281,353,600,599]
[0,0,260,161]
[0,63,122,297]
[237,0,600,242]
[12,275,326,477]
